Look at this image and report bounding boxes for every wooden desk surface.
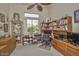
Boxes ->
[0,45,7,50]
[52,39,79,56]
[54,39,79,49]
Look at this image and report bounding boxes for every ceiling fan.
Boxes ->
[27,3,51,12]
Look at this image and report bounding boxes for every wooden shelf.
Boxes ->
[53,29,66,32]
[42,22,52,24]
[59,24,67,26]
[51,16,76,56]
[52,16,72,32]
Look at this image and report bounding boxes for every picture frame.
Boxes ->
[4,24,8,32]
[0,23,3,31]
[74,10,79,23]
[0,13,5,23]
[13,13,20,21]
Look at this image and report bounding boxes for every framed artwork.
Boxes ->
[4,24,8,32]
[74,10,79,23]
[0,13,5,23]
[13,13,20,21]
[0,23,3,31]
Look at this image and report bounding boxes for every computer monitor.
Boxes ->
[67,32,79,45]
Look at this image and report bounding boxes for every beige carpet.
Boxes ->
[11,44,63,56]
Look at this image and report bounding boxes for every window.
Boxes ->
[24,13,39,34]
[24,13,39,18]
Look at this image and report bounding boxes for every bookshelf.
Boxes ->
[41,20,53,44]
[41,20,53,34]
[51,16,79,56]
[52,16,72,32]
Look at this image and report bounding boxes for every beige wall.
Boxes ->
[0,4,9,36]
[0,3,79,36]
[48,3,79,33]
[0,3,49,35]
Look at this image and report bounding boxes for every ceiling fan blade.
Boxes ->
[41,3,52,5]
[37,5,43,12]
[27,4,36,10]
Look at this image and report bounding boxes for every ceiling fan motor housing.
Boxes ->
[37,5,43,12]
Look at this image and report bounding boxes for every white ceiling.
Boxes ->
[20,3,34,6]
[20,3,53,6]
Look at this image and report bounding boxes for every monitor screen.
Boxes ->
[67,32,79,45]
[71,33,79,39]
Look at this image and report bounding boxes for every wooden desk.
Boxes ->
[52,39,79,56]
[66,43,79,56]
[0,45,7,56]
[0,36,16,56]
